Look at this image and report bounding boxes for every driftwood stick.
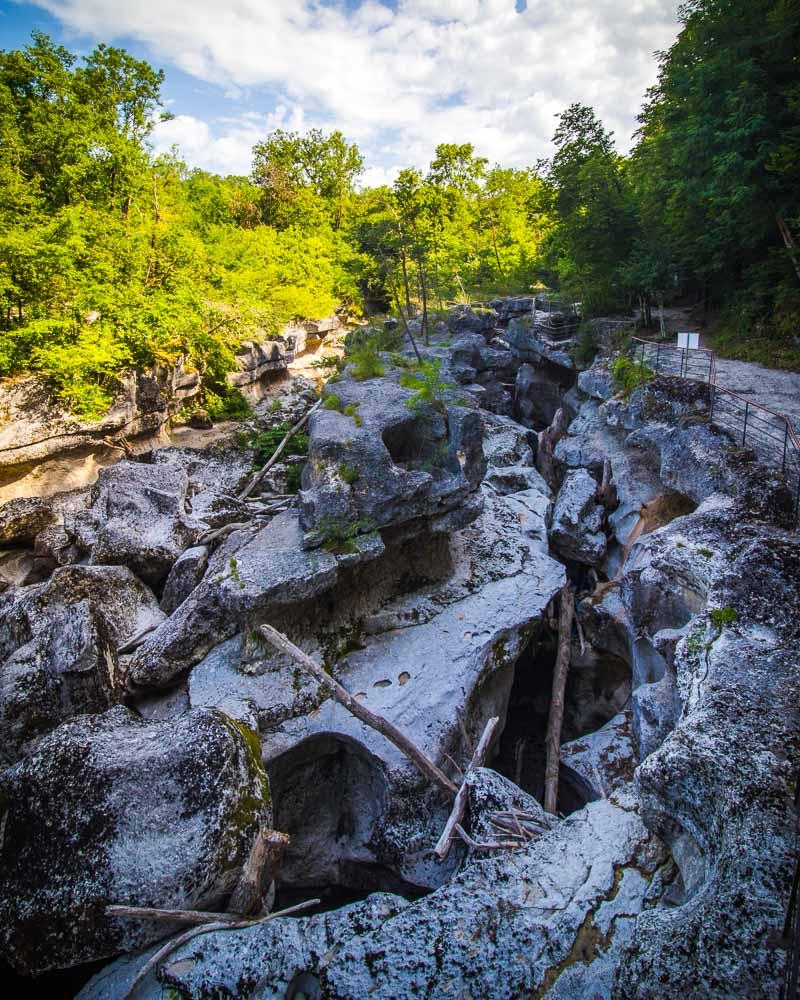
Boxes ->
[454,823,520,852]
[239,401,320,500]
[536,407,567,488]
[258,625,457,798]
[544,584,575,814]
[596,458,618,512]
[228,829,289,916]
[434,716,499,860]
[107,906,243,926]
[124,898,320,1000]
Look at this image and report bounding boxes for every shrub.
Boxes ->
[343,402,362,427]
[316,515,372,554]
[250,421,309,492]
[339,462,360,485]
[573,323,599,368]
[323,393,343,411]
[611,357,653,397]
[204,386,253,422]
[709,606,739,629]
[399,359,453,413]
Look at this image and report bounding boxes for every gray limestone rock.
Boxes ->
[159,544,209,614]
[447,304,498,336]
[513,362,564,427]
[72,461,202,586]
[549,468,607,566]
[0,565,164,762]
[0,495,55,544]
[300,372,485,543]
[0,706,272,975]
[128,511,340,688]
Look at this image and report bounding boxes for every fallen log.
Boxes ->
[543,583,575,814]
[228,828,289,916]
[107,906,243,927]
[238,401,320,500]
[258,624,457,798]
[117,623,158,655]
[434,716,499,860]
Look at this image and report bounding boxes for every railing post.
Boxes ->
[709,384,715,422]
[742,402,749,446]
[640,340,645,368]
[782,424,789,472]
[655,342,661,374]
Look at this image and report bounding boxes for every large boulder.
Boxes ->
[513,362,564,428]
[548,468,607,566]
[128,511,342,688]
[0,565,164,763]
[0,496,55,545]
[0,706,272,975]
[299,373,485,543]
[447,304,498,337]
[505,317,576,373]
[72,461,202,586]
[227,339,293,388]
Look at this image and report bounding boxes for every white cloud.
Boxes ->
[34,0,681,177]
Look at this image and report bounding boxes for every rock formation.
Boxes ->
[0,298,796,998]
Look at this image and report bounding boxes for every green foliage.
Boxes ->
[322,393,343,412]
[339,462,360,485]
[709,606,740,629]
[611,357,653,397]
[399,359,453,413]
[205,387,252,423]
[251,422,308,466]
[316,515,372,554]
[343,402,362,426]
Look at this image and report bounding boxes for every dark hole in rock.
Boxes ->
[0,954,109,997]
[268,733,428,914]
[381,417,458,477]
[491,631,631,815]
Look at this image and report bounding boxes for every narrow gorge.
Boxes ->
[0,298,797,998]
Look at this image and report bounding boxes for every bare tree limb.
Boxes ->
[228,829,290,916]
[544,584,575,815]
[238,401,320,500]
[434,716,499,860]
[258,624,457,798]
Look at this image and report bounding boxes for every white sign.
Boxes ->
[677,331,700,350]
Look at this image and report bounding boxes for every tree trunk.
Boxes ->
[418,257,429,344]
[543,584,575,815]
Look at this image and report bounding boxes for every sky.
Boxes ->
[1,0,683,185]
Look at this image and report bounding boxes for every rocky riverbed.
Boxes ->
[0,299,797,998]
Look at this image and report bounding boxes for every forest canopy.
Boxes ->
[1,0,798,416]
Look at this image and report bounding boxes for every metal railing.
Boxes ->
[631,337,800,520]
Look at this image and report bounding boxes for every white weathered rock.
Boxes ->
[549,468,607,566]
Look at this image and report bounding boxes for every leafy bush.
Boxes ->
[204,387,253,422]
[323,393,343,411]
[709,606,739,629]
[399,359,453,413]
[343,402,362,426]
[339,462,359,484]
[251,422,309,466]
[316,515,373,554]
[611,357,653,397]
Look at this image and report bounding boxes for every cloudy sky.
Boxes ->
[3,1,682,184]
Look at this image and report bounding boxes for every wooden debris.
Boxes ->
[596,458,618,512]
[107,905,243,927]
[228,829,289,917]
[454,823,520,852]
[536,407,567,488]
[544,583,575,814]
[123,898,320,1000]
[258,624,458,798]
[434,716,499,860]
[238,401,321,500]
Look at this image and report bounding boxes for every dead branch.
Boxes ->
[536,407,567,488]
[228,829,289,916]
[596,458,618,512]
[107,906,243,926]
[258,625,457,798]
[238,401,320,500]
[123,898,320,1000]
[454,823,520,852]
[434,716,499,860]
[544,583,575,815]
